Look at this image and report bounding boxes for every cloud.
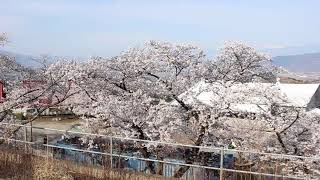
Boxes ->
[260,44,289,49]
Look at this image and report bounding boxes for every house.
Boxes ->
[22,80,52,105]
[22,80,47,89]
[7,80,73,117]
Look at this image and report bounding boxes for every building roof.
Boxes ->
[278,83,320,108]
[176,81,320,113]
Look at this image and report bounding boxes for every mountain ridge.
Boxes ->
[1,49,320,73]
[273,52,320,73]
[0,50,41,68]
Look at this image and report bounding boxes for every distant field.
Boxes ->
[279,72,320,83]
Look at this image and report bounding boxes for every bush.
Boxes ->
[15,112,26,120]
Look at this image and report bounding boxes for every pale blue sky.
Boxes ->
[1,0,320,58]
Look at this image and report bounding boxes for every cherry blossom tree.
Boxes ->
[69,41,283,176]
[162,81,320,177]
[1,38,318,177]
[0,34,24,87]
[0,33,8,46]
[203,41,277,83]
[69,41,205,173]
[0,35,82,142]
[0,57,82,143]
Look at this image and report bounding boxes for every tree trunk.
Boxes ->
[131,123,157,174]
[276,132,288,153]
[156,157,164,175]
[174,147,199,178]
[140,146,156,174]
[174,166,190,178]
[173,125,206,178]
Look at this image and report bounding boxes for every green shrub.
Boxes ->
[15,112,26,120]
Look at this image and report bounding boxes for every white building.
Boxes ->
[176,81,320,114]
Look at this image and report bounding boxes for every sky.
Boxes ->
[1,0,320,58]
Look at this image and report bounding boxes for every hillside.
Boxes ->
[273,53,320,73]
[0,50,41,68]
[1,50,319,83]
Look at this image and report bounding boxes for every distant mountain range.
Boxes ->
[0,50,41,68]
[273,53,320,73]
[1,49,320,74]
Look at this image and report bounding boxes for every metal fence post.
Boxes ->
[220,147,224,180]
[24,125,27,151]
[46,134,49,162]
[110,136,113,168]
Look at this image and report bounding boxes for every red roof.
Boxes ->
[0,80,65,106]
[22,80,47,89]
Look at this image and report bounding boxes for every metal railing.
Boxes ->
[0,122,319,179]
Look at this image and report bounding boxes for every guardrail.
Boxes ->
[0,122,319,179]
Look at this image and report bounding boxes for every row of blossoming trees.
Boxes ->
[1,33,319,177]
